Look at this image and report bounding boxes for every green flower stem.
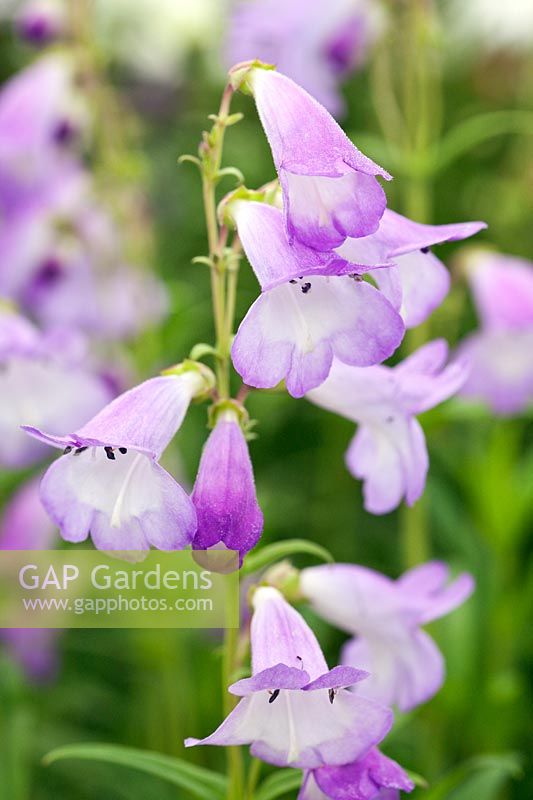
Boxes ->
[223,582,244,800]
[200,85,242,400]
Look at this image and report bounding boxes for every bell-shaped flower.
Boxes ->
[232,65,391,250]
[231,201,404,398]
[185,586,392,768]
[0,477,60,681]
[22,364,212,551]
[307,340,467,513]
[0,308,112,468]
[336,209,486,328]
[301,561,474,712]
[191,406,263,565]
[457,250,533,415]
[299,747,414,800]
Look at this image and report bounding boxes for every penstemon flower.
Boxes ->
[191,405,263,565]
[299,747,414,800]
[458,250,533,414]
[307,340,468,513]
[0,308,112,468]
[186,586,393,768]
[337,209,487,328]
[301,561,474,711]
[22,365,213,551]
[230,201,405,397]
[230,65,391,250]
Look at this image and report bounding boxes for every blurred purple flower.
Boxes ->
[0,54,87,185]
[299,747,414,800]
[231,201,404,397]
[307,340,468,513]
[0,477,60,681]
[458,251,533,415]
[235,66,391,250]
[191,409,263,565]
[22,370,205,551]
[186,586,392,768]
[301,561,474,712]
[226,0,380,117]
[15,0,67,46]
[0,308,112,468]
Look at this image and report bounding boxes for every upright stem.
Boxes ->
[200,85,241,400]
[222,584,244,800]
[376,1,441,567]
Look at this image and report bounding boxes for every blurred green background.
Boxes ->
[0,1,532,799]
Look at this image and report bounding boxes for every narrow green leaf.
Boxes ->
[43,744,227,800]
[424,753,522,800]
[242,540,334,576]
[434,111,533,172]
[255,769,303,800]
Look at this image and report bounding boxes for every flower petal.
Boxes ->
[377,209,486,257]
[343,628,445,712]
[230,664,311,696]
[39,447,196,550]
[251,586,328,679]
[232,277,404,398]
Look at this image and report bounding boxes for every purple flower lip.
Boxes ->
[21,427,157,460]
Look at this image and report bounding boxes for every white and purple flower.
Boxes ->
[192,406,263,565]
[22,366,211,551]
[458,250,533,415]
[186,585,393,768]
[232,65,391,250]
[307,340,468,514]
[299,747,414,800]
[301,561,474,712]
[230,201,405,398]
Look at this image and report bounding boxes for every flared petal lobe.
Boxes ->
[191,414,263,564]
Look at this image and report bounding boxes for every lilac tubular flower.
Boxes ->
[0,308,112,468]
[0,478,60,681]
[457,251,533,414]
[186,586,392,768]
[0,54,86,182]
[226,0,379,117]
[336,209,487,328]
[307,340,468,513]
[22,368,210,551]
[235,66,391,250]
[191,408,263,565]
[301,561,474,712]
[231,202,404,398]
[299,747,414,800]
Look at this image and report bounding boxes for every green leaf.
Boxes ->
[424,753,522,800]
[43,744,227,800]
[434,111,533,172]
[255,769,303,800]
[189,342,218,361]
[242,539,334,576]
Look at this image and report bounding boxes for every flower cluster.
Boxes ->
[225,64,485,511]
